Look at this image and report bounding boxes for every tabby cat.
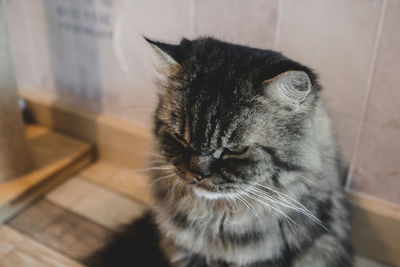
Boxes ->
[88,37,353,267]
[148,37,352,267]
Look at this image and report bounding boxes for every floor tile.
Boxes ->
[80,161,153,205]
[1,238,83,267]
[8,200,111,261]
[0,226,25,259]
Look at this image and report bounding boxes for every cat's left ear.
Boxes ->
[144,37,182,77]
[263,70,312,110]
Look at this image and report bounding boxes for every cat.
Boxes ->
[147,37,353,267]
[87,37,353,267]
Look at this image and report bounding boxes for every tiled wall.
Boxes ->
[3,0,399,205]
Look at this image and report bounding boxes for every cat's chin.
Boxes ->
[193,187,235,200]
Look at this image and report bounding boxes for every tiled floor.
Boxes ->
[0,161,388,266]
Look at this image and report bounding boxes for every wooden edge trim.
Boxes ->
[349,191,400,266]
[0,150,93,225]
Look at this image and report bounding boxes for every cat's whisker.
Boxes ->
[248,187,307,214]
[135,166,173,172]
[247,187,309,230]
[225,197,238,213]
[151,173,175,186]
[227,194,240,212]
[244,186,297,233]
[253,182,313,215]
[241,191,290,220]
[252,183,327,230]
[143,152,166,158]
[248,186,313,216]
[234,193,259,218]
[251,184,303,210]
[241,191,300,231]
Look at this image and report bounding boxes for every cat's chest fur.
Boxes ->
[154,199,286,265]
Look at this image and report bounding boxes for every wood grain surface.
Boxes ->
[8,200,111,261]
[0,125,93,224]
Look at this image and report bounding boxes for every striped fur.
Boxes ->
[148,37,353,267]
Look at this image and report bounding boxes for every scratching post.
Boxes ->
[0,3,31,182]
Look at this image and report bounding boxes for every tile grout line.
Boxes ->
[348,188,400,208]
[7,199,114,263]
[62,179,99,211]
[345,0,387,190]
[7,212,85,262]
[190,0,197,38]
[0,240,24,262]
[273,0,282,50]
[43,198,116,233]
[0,227,80,265]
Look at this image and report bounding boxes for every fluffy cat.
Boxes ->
[148,37,353,267]
[87,37,353,267]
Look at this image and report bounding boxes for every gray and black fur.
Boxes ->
[88,37,353,267]
[148,37,352,267]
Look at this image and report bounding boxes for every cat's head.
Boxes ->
[147,37,319,200]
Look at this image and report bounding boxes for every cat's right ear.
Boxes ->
[262,70,312,111]
[144,37,182,77]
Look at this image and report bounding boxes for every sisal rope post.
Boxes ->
[0,2,32,182]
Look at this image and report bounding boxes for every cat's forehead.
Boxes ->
[170,96,260,149]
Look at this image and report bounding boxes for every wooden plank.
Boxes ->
[1,238,83,267]
[0,155,92,225]
[80,161,154,205]
[355,256,387,267]
[0,125,93,224]
[0,226,25,259]
[349,191,400,266]
[8,200,111,262]
[46,177,147,230]
[46,176,97,209]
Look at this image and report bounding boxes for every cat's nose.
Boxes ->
[188,154,211,181]
[188,171,204,182]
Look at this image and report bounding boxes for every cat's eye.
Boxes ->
[171,133,188,147]
[224,146,249,155]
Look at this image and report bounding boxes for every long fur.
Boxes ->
[88,37,353,267]
[150,37,353,267]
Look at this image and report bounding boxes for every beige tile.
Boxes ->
[327,107,360,163]
[351,120,400,204]
[6,0,193,128]
[80,161,154,205]
[71,183,147,230]
[350,0,400,205]
[355,256,388,267]
[3,0,54,94]
[0,226,25,259]
[46,176,97,209]
[46,174,147,230]
[358,0,400,125]
[79,161,117,185]
[0,238,83,267]
[194,0,279,49]
[278,0,383,160]
[101,0,194,127]
[106,168,153,205]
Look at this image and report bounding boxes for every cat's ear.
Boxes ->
[144,37,182,77]
[263,71,312,110]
